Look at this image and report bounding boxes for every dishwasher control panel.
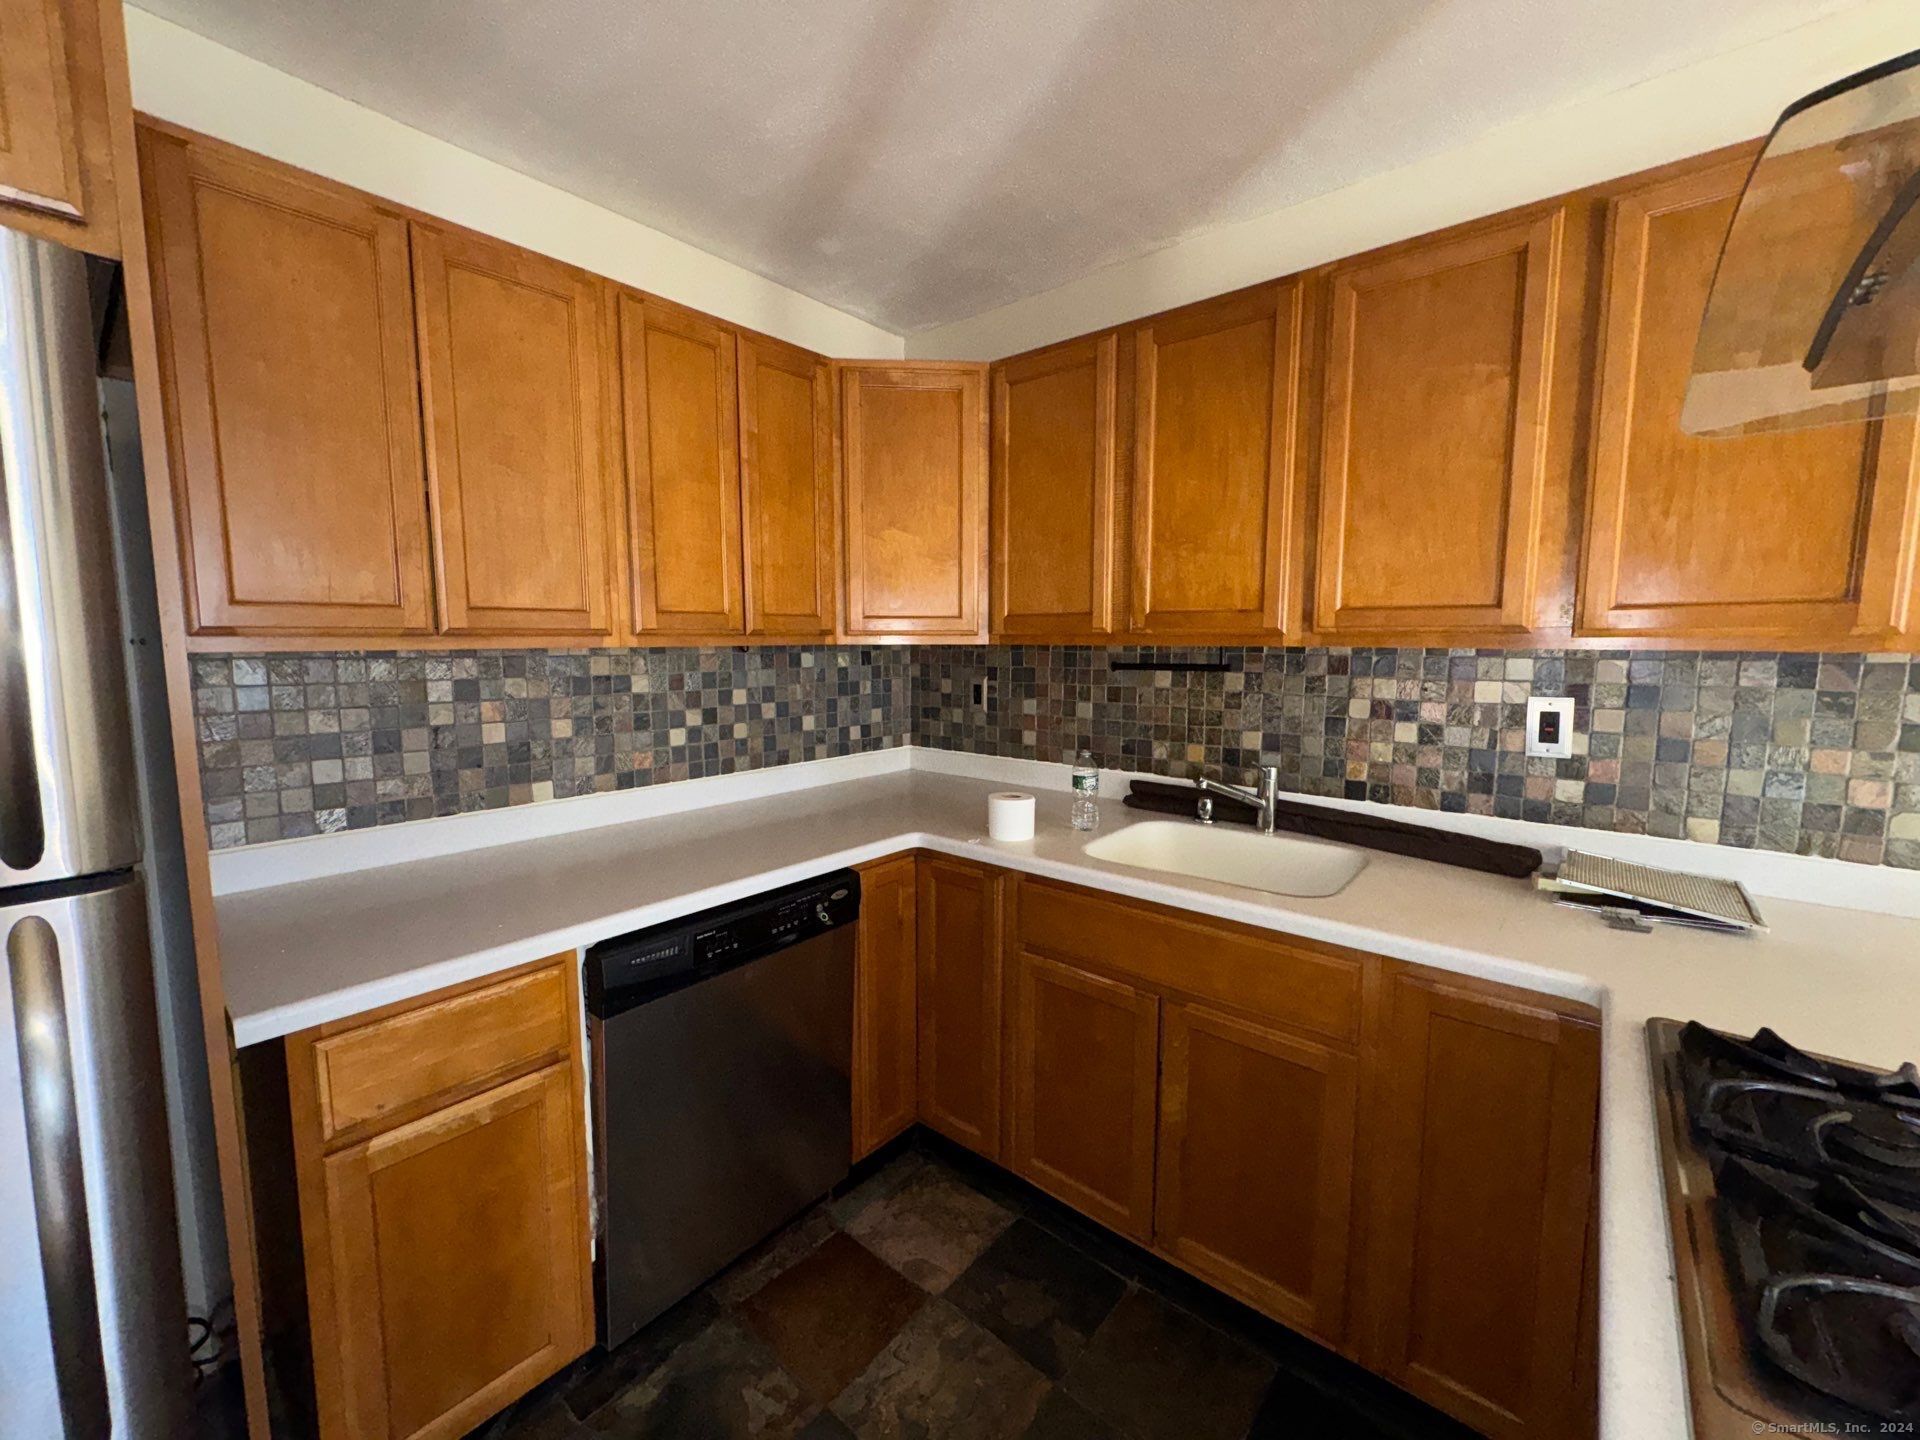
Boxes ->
[586,869,861,1016]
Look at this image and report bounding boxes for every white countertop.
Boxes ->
[213,765,1920,1440]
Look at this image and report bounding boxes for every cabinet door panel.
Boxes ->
[1009,949,1158,1240]
[0,0,84,219]
[854,855,918,1159]
[991,333,1119,638]
[740,335,834,637]
[414,225,612,637]
[1363,971,1599,1440]
[1315,211,1565,637]
[141,130,434,634]
[915,856,1002,1157]
[322,1065,590,1440]
[1156,1001,1356,1342]
[842,363,988,637]
[1580,156,1920,645]
[1130,283,1299,637]
[621,294,743,635]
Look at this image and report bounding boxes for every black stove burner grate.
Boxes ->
[1676,1022,1920,1423]
[1682,1021,1920,1104]
[1758,1275,1920,1420]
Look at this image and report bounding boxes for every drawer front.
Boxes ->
[1015,879,1362,1044]
[309,963,573,1142]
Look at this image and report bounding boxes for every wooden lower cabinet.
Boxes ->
[1008,948,1158,1241]
[915,856,1004,1157]
[1358,963,1601,1439]
[1155,999,1358,1343]
[991,870,1596,1437]
[853,854,919,1158]
[285,957,592,1440]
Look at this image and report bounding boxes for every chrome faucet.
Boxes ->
[1195,765,1281,834]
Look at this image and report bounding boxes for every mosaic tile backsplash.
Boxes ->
[192,643,1920,870]
[912,646,1920,870]
[190,648,909,849]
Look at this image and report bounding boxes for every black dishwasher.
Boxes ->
[585,869,860,1347]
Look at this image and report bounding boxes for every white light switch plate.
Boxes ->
[1525,696,1576,759]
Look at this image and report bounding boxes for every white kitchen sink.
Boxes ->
[1082,819,1366,898]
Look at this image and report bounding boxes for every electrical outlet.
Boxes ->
[1525,695,1576,759]
[971,676,993,713]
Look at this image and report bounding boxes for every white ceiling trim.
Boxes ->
[123,7,905,359]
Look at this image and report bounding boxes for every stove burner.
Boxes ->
[1695,1077,1920,1204]
[1816,1106,1920,1176]
[1757,1274,1920,1420]
[1682,1021,1920,1103]
[1662,1021,1920,1429]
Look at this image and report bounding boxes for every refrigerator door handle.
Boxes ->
[7,914,110,1439]
[0,413,47,873]
[0,230,140,886]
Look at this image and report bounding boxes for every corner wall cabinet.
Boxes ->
[839,361,990,639]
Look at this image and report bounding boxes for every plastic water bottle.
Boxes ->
[1070,749,1100,831]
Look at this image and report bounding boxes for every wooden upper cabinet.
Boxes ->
[1008,947,1158,1241]
[840,362,988,638]
[739,333,835,638]
[0,0,85,221]
[1314,209,1571,640]
[1130,283,1301,638]
[1360,967,1599,1440]
[140,128,435,636]
[990,332,1121,639]
[0,0,121,254]
[413,224,613,638]
[853,855,918,1160]
[619,294,744,636]
[915,856,1003,1158]
[1579,154,1920,647]
[1155,1000,1357,1345]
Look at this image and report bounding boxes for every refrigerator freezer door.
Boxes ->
[1,872,187,1438]
[0,229,139,887]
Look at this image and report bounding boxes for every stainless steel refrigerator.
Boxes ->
[1,230,190,1434]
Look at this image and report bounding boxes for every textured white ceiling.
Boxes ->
[131,0,1866,334]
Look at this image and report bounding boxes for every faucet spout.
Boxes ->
[1195,766,1281,834]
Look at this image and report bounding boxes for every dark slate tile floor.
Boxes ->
[467,1136,1484,1440]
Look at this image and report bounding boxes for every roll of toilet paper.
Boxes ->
[986,791,1037,842]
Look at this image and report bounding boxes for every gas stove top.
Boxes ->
[1648,1019,1920,1435]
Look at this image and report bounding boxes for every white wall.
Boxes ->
[906,0,1920,360]
[123,8,904,359]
